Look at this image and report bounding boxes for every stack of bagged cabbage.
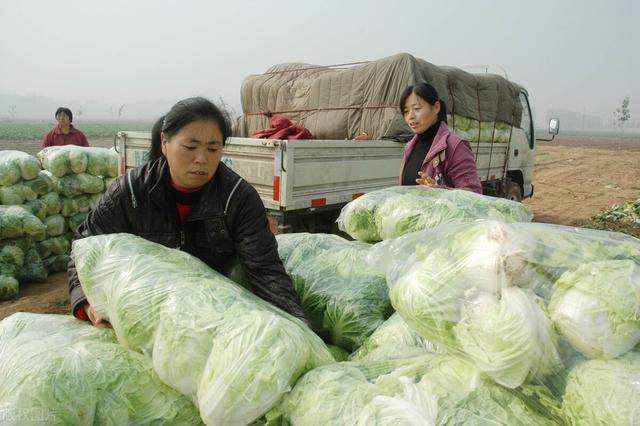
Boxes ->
[0,233,334,425]
[271,189,639,425]
[0,147,117,300]
[1,183,638,425]
[37,146,117,235]
[0,151,59,298]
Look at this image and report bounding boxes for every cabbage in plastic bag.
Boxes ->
[0,150,41,185]
[366,220,640,389]
[38,236,70,258]
[549,260,640,359]
[0,274,19,299]
[561,353,640,425]
[16,248,48,282]
[43,253,70,273]
[23,170,54,195]
[67,211,88,233]
[0,312,203,425]
[38,146,118,178]
[57,173,105,197]
[73,233,334,426]
[0,183,37,205]
[44,214,67,237]
[0,206,46,241]
[60,196,79,217]
[438,382,564,425]
[350,312,441,362]
[279,354,480,425]
[277,233,393,352]
[39,191,62,215]
[338,186,532,242]
[25,198,47,221]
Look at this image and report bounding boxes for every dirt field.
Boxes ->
[1,135,639,320]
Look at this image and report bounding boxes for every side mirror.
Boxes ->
[537,118,560,142]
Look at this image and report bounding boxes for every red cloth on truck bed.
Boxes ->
[251,115,313,140]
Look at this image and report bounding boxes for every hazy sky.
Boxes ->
[1,0,638,124]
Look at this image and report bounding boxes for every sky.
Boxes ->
[1,0,638,127]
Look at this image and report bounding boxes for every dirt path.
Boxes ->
[524,142,640,225]
[1,136,639,320]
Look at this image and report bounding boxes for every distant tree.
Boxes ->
[77,106,83,117]
[118,104,125,118]
[614,96,631,130]
[8,105,16,121]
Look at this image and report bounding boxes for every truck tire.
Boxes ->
[506,181,523,202]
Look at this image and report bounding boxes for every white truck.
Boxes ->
[115,55,558,234]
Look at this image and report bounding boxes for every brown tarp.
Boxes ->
[235,53,523,140]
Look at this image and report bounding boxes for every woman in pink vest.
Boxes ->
[399,82,482,193]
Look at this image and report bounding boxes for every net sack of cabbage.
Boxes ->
[337,186,532,242]
[0,205,46,241]
[0,150,41,186]
[37,146,118,178]
[276,233,393,352]
[367,219,640,390]
[0,312,202,426]
[72,233,334,426]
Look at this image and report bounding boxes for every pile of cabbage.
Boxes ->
[72,233,334,425]
[37,146,118,233]
[0,148,117,299]
[349,219,639,425]
[449,114,513,143]
[0,151,59,297]
[276,233,393,352]
[0,312,202,425]
[0,206,48,298]
[337,186,532,242]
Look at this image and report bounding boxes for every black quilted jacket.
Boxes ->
[68,157,305,319]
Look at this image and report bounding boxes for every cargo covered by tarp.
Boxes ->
[235,53,523,141]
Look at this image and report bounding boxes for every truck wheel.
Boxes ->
[506,182,523,202]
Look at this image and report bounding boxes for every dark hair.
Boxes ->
[55,107,73,122]
[149,97,232,161]
[399,82,448,124]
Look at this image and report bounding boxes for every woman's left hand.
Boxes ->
[416,172,440,187]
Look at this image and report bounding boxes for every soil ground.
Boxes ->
[1,135,639,320]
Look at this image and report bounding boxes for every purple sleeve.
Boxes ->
[444,141,483,194]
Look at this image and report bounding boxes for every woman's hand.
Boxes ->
[416,172,440,187]
[82,302,112,328]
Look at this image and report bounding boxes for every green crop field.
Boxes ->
[0,120,154,140]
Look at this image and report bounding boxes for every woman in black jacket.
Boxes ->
[68,97,305,326]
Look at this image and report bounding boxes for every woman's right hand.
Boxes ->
[416,172,440,187]
[82,302,112,328]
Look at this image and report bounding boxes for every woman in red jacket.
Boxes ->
[399,82,482,193]
[42,107,89,148]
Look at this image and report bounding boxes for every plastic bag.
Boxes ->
[72,233,334,426]
[276,233,393,352]
[0,150,41,186]
[38,146,118,178]
[367,220,640,390]
[337,186,532,242]
[0,312,202,425]
[0,205,46,241]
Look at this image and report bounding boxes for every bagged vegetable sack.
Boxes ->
[367,220,640,390]
[337,186,532,242]
[72,233,333,426]
[276,233,393,352]
[0,312,201,425]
